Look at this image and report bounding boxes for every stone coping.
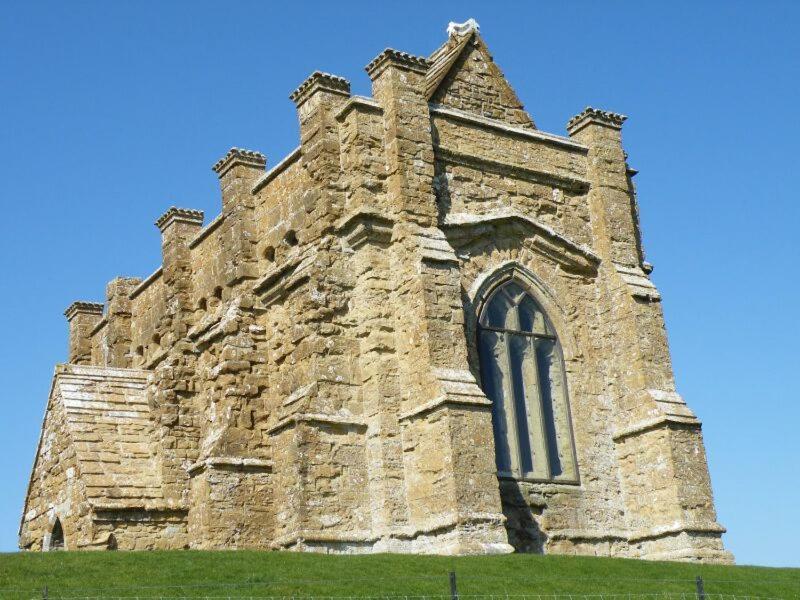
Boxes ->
[188,212,226,249]
[252,146,302,194]
[430,105,589,153]
[398,394,492,422]
[89,317,108,337]
[334,95,383,122]
[128,267,163,300]
[187,456,273,476]
[612,414,701,442]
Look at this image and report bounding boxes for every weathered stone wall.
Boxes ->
[22,20,731,563]
[92,509,188,551]
[20,393,92,551]
[187,461,271,549]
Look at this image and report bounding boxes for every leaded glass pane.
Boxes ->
[479,329,513,473]
[503,282,527,303]
[481,289,515,329]
[535,338,563,477]
[536,337,576,479]
[518,295,549,335]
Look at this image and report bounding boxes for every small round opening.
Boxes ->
[263,246,275,262]
[284,230,298,246]
[198,297,207,311]
[213,286,223,301]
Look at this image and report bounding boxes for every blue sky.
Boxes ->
[1,1,798,567]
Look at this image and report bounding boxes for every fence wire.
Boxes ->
[35,594,793,600]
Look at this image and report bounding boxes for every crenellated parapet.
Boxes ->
[365,49,430,78]
[289,71,350,108]
[155,207,204,232]
[567,106,628,135]
[212,148,266,178]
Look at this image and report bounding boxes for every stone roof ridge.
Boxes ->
[365,48,430,77]
[212,148,266,175]
[425,25,477,100]
[289,71,351,106]
[155,207,205,231]
[446,18,480,37]
[567,107,628,134]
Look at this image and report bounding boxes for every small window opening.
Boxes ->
[107,533,118,550]
[49,519,64,551]
[198,297,207,311]
[263,245,275,262]
[151,333,161,347]
[213,286,223,300]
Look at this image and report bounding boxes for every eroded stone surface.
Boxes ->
[20,20,732,563]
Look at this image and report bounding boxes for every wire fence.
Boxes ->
[2,573,799,600]
[0,571,800,600]
[20,593,797,600]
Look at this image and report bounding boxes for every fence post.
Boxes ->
[449,571,459,600]
[695,576,706,600]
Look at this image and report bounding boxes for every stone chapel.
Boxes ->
[19,19,732,562]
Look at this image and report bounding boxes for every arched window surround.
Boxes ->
[470,262,580,485]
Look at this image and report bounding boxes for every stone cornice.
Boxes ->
[155,207,204,232]
[212,147,266,178]
[64,301,104,321]
[566,106,628,135]
[365,48,430,79]
[289,71,351,107]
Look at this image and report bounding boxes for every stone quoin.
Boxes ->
[19,19,732,562]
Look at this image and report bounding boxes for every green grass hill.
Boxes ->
[0,551,798,600]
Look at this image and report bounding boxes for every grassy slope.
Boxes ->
[0,551,798,599]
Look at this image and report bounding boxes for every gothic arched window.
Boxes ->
[477,280,577,481]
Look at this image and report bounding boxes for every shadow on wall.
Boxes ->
[500,479,546,553]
